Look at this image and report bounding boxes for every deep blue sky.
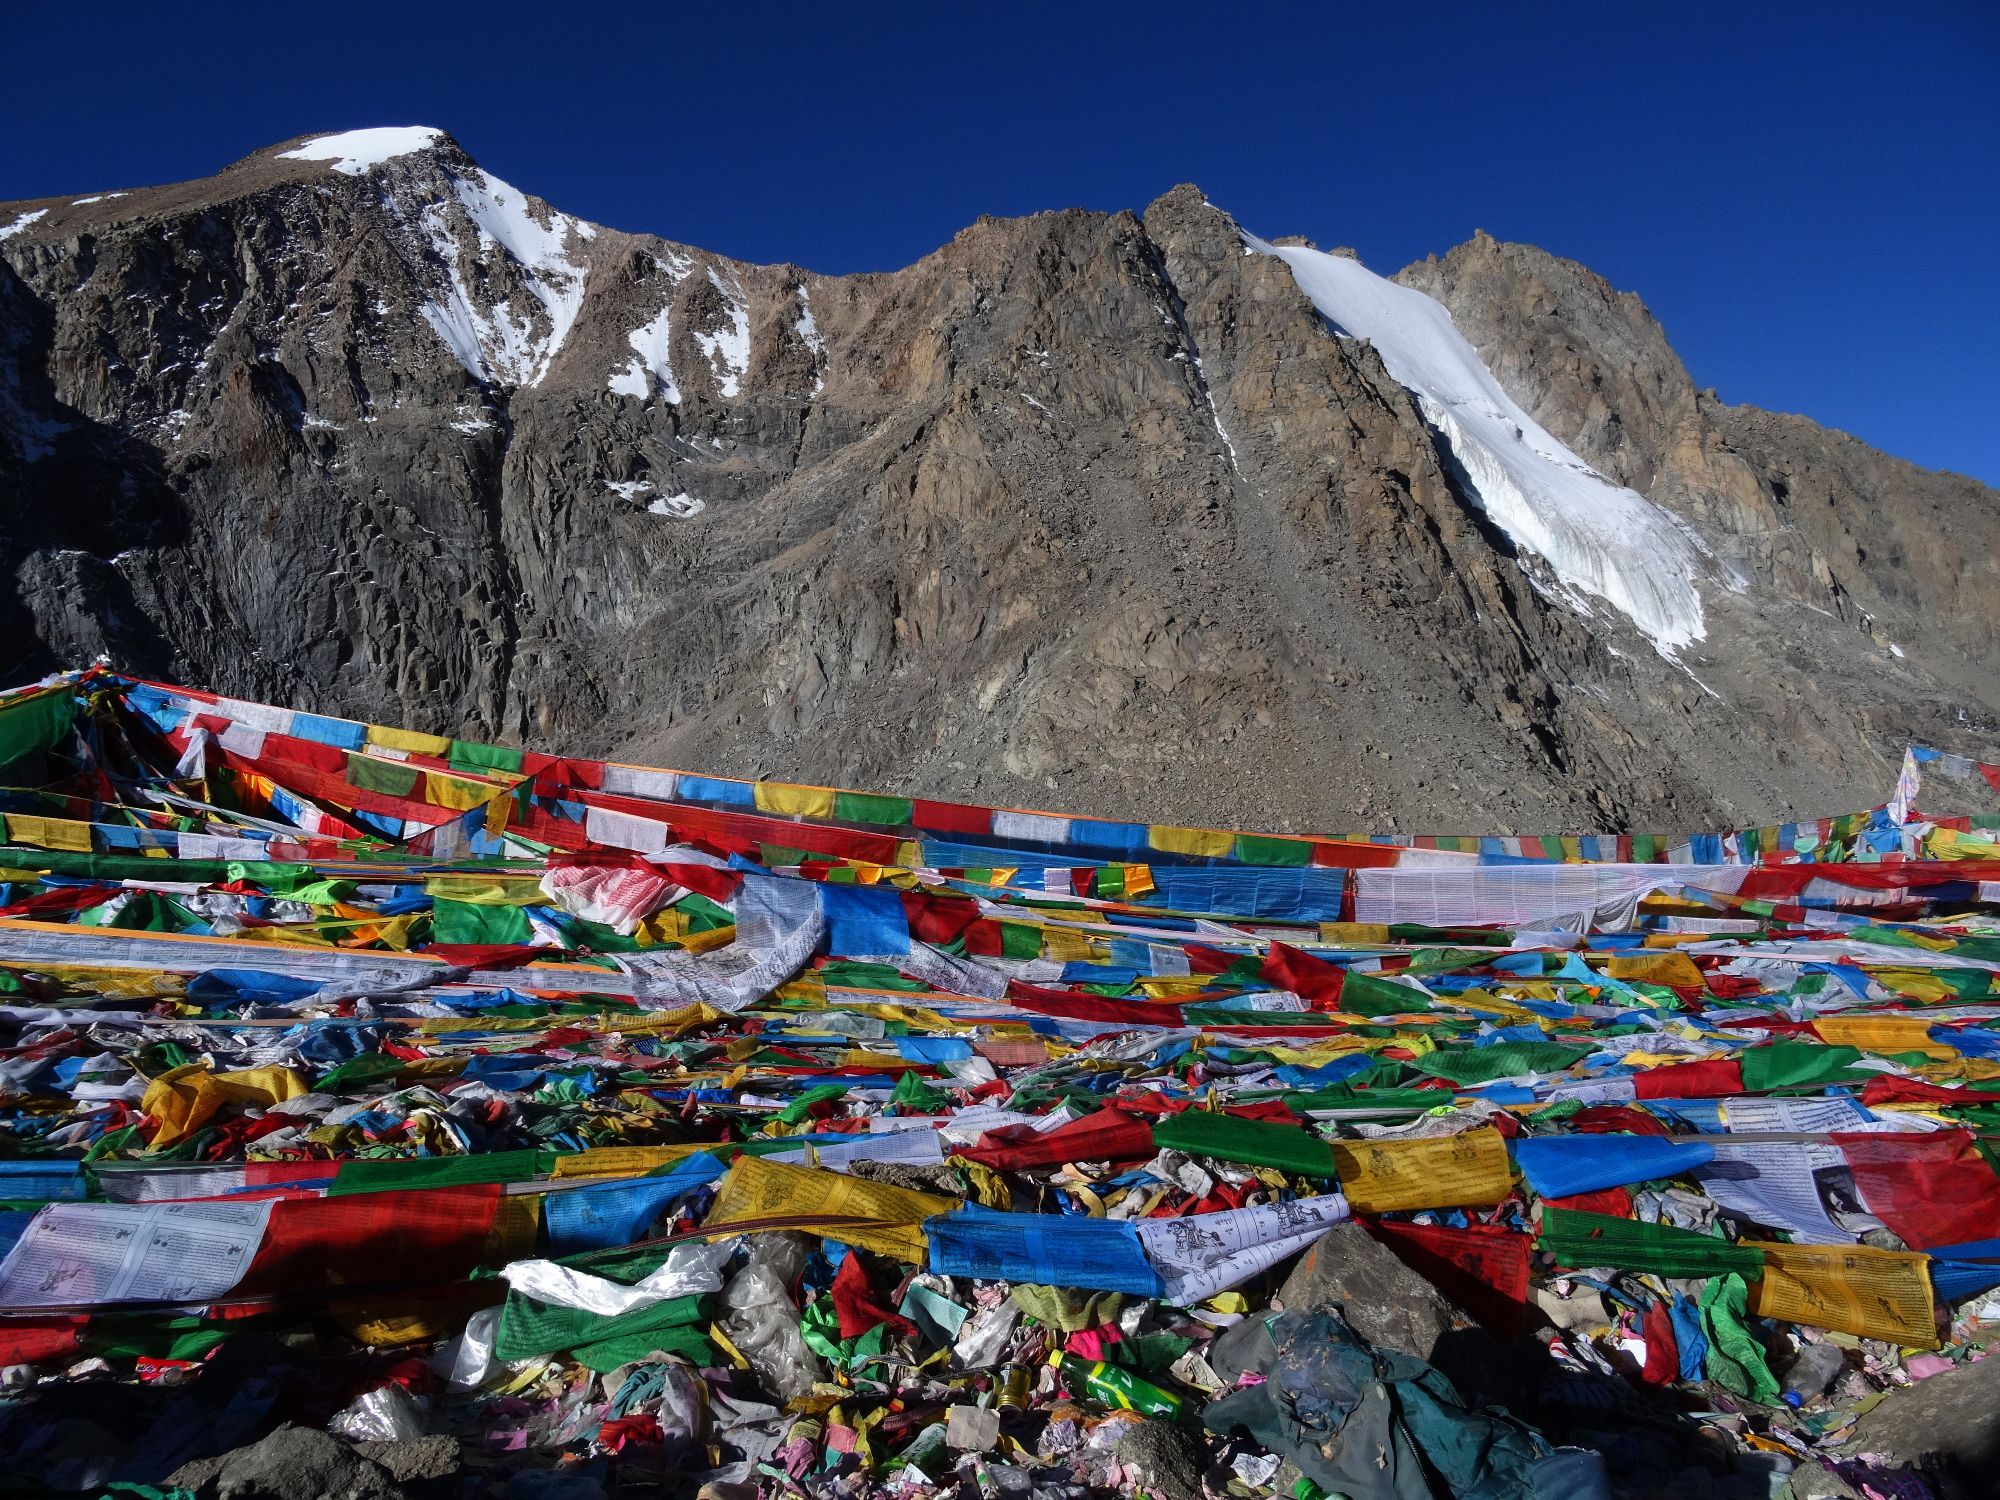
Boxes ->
[8,1,1996,484]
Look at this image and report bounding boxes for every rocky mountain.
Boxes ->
[0,127,1992,834]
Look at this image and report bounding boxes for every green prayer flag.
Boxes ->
[778,1084,849,1124]
[447,738,526,776]
[834,790,913,827]
[1232,833,1312,867]
[890,1069,948,1112]
[1737,1041,1864,1093]
[1699,1272,1780,1403]
[330,1148,548,1195]
[496,1286,710,1363]
[1414,1042,1590,1087]
[998,921,1042,960]
[1340,970,1431,1017]
[0,688,75,771]
[344,752,422,798]
[1539,1208,1764,1279]
[316,1052,417,1095]
[432,896,534,947]
[1151,1110,1337,1177]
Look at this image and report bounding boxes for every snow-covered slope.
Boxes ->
[277,126,445,176]
[1245,232,1707,653]
[276,129,594,388]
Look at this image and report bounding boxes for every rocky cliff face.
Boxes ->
[0,130,1992,833]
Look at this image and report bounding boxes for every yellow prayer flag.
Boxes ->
[422,773,505,812]
[424,875,545,906]
[550,1144,698,1178]
[751,781,838,819]
[1813,1015,1956,1060]
[5,815,93,852]
[1747,1240,1938,1349]
[140,1065,224,1148]
[1329,1127,1513,1213]
[366,723,454,757]
[1041,928,1104,962]
[1148,824,1235,858]
[213,1066,308,1105]
[701,1154,955,1262]
[1606,951,1705,988]
[1867,969,1958,1004]
[1320,923,1392,945]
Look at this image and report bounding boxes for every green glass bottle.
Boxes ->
[1047,1349,1186,1420]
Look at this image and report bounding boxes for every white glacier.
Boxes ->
[1243,232,1707,653]
[278,127,446,176]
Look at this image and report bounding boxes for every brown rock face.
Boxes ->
[0,137,1992,834]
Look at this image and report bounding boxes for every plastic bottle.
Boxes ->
[1047,1350,1186,1420]
[1781,1341,1845,1407]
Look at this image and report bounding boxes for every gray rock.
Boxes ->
[1275,1221,1475,1359]
[1785,1461,1863,1499]
[165,1424,406,1500]
[847,1160,970,1198]
[1844,1353,2000,1479]
[1111,1418,1206,1500]
[352,1434,461,1482]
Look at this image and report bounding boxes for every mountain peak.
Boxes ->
[270,126,454,176]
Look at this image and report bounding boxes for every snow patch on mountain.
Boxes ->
[1244,232,1707,653]
[795,285,825,395]
[694,269,750,397]
[609,307,681,403]
[0,209,48,242]
[646,492,704,517]
[387,159,591,388]
[278,127,445,176]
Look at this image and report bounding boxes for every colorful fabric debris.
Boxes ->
[0,667,1995,1497]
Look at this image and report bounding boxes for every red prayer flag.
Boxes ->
[1630,1057,1744,1100]
[960,1107,1157,1171]
[1543,1186,1634,1219]
[1004,981,1183,1027]
[1836,1129,2000,1250]
[831,1250,918,1340]
[232,1184,506,1300]
[1640,1296,1678,1385]
[1260,942,1347,1009]
[0,1317,85,1366]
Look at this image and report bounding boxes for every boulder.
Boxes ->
[1844,1354,2000,1484]
[166,1424,406,1500]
